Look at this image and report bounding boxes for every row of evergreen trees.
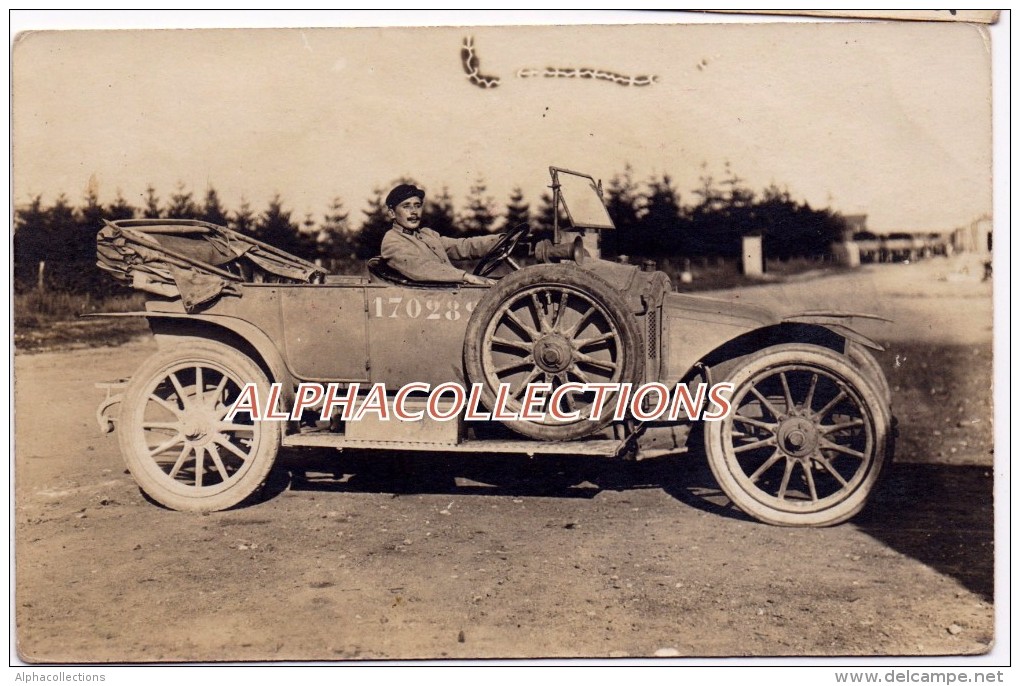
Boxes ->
[13,165,848,295]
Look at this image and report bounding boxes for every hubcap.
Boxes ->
[533,334,574,374]
[777,416,819,457]
[182,407,220,446]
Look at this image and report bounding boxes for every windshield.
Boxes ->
[551,168,615,230]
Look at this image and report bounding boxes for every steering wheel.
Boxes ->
[473,223,530,277]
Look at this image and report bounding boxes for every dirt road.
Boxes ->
[13,255,996,662]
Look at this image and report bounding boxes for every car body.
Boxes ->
[95,167,894,526]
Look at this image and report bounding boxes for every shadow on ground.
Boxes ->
[265,445,993,603]
[854,461,994,602]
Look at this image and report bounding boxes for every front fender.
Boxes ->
[659,296,887,381]
[780,311,890,351]
[660,293,778,381]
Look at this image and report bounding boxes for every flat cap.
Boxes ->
[385,183,425,208]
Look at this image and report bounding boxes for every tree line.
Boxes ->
[13,164,848,295]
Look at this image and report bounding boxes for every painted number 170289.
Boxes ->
[371,296,478,321]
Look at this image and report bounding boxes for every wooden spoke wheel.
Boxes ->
[705,344,891,526]
[464,265,642,440]
[118,341,281,512]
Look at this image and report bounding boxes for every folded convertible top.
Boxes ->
[97,218,327,312]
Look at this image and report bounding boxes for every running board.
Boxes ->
[282,433,622,457]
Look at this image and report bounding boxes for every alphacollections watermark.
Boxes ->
[225,381,734,423]
[13,674,105,682]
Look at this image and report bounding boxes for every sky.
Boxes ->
[11,12,995,234]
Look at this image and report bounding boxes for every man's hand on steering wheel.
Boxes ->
[463,272,495,286]
[472,223,531,278]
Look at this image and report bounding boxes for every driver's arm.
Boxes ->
[381,230,473,283]
[463,272,495,286]
[440,233,503,261]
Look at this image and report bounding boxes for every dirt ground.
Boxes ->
[13,254,997,662]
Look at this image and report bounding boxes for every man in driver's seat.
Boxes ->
[380,184,500,285]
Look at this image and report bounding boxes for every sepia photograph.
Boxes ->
[10,10,1004,670]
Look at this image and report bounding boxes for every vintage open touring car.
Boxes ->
[95,167,894,526]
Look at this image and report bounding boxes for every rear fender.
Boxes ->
[95,311,295,393]
[149,314,296,393]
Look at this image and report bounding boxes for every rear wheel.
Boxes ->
[705,344,890,526]
[118,341,281,512]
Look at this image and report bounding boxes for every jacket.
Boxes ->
[380,227,501,283]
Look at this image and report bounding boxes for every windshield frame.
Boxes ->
[549,166,616,231]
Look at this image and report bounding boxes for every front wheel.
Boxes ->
[705,344,890,527]
[118,341,281,512]
[846,341,892,408]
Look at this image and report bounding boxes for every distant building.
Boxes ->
[843,214,868,242]
[952,215,992,254]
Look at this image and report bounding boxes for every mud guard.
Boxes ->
[86,311,297,402]
[781,312,890,351]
